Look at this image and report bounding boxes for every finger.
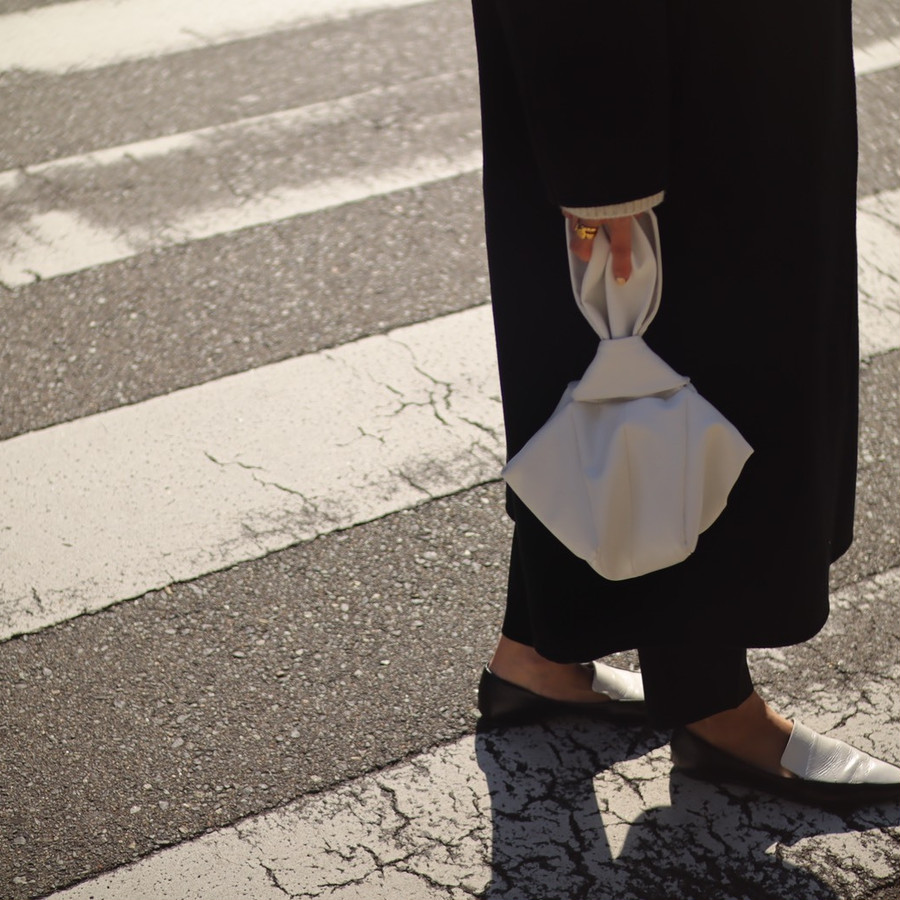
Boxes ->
[567,216,599,263]
[570,232,594,262]
[605,217,633,284]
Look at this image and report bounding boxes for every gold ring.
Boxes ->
[574,222,599,240]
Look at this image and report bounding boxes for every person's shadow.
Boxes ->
[475,718,898,899]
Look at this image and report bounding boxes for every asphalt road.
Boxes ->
[0,0,898,897]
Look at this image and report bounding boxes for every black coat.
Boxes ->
[472,0,859,659]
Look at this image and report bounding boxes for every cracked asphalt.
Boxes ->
[3,351,898,899]
[45,569,900,900]
[1,0,898,897]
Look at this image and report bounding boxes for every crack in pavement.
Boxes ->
[203,450,265,471]
[257,857,296,899]
[394,469,433,497]
[204,449,327,514]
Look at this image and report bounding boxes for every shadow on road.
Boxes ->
[474,718,896,900]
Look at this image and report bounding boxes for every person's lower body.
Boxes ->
[489,545,794,775]
[501,562,754,729]
[477,524,900,808]
[480,630,900,808]
[471,0,897,808]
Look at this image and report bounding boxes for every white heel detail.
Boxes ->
[781,721,900,785]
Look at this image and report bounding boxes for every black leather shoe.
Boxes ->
[671,725,900,812]
[477,666,647,725]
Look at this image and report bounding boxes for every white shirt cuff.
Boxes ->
[561,190,665,220]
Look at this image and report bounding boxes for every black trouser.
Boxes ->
[502,529,755,729]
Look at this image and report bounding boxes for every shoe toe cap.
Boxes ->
[782,721,900,785]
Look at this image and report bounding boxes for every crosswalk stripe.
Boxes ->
[0,188,896,644]
[0,148,483,287]
[0,62,481,287]
[0,63,482,287]
[0,304,502,642]
[0,0,441,75]
[0,70,474,187]
[858,190,900,359]
[854,34,900,76]
[3,0,896,79]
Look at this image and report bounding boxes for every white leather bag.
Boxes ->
[501,211,753,580]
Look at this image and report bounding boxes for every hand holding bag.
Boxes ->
[501,211,753,580]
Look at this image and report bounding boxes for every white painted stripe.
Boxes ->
[854,34,900,76]
[857,189,900,359]
[46,569,900,900]
[0,70,482,286]
[0,0,438,74]
[1,0,895,79]
[0,72,474,192]
[0,305,503,642]
[0,148,483,287]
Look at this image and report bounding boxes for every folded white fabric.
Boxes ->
[502,211,753,580]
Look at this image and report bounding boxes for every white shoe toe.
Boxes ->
[781,721,900,785]
[591,662,645,702]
